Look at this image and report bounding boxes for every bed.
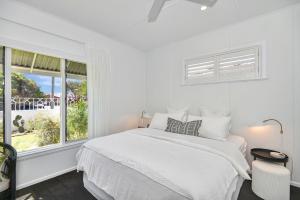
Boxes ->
[77,128,250,200]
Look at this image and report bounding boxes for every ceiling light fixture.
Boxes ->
[148,0,218,22]
[200,5,207,11]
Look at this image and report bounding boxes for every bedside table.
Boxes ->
[251,160,290,200]
[251,148,290,200]
[251,148,288,167]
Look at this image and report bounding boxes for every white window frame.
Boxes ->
[182,43,267,86]
[2,41,89,159]
[60,58,67,144]
[4,47,12,144]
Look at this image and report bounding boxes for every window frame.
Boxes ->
[182,44,267,86]
[0,46,5,143]
[2,45,89,159]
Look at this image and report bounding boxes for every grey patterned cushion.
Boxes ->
[165,118,202,136]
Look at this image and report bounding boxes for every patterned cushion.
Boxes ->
[165,118,202,136]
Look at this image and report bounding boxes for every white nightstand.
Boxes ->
[252,160,290,200]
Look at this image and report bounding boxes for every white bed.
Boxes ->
[227,134,247,157]
[77,128,250,200]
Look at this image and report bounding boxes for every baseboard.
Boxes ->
[16,166,77,190]
[16,166,300,190]
[291,181,300,188]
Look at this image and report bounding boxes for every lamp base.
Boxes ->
[270,151,286,159]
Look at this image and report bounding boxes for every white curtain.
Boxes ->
[87,48,111,138]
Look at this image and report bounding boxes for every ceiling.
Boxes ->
[14,0,299,51]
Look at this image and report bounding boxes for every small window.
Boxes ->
[185,56,217,82]
[183,46,263,85]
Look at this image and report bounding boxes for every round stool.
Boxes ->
[252,160,290,200]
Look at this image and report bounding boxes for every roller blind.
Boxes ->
[184,46,261,84]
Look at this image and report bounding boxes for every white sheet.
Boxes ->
[227,134,247,156]
[81,151,190,200]
[77,128,250,200]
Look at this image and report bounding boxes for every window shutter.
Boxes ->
[183,45,262,85]
[185,56,217,83]
[218,47,259,81]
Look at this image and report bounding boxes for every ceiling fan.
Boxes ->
[148,0,218,22]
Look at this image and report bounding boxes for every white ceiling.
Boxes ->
[14,0,299,51]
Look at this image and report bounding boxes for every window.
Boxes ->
[183,46,263,85]
[1,46,88,153]
[11,49,62,152]
[66,60,88,141]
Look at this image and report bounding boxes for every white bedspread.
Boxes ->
[77,128,250,200]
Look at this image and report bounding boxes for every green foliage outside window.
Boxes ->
[67,99,88,141]
[11,72,44,98]
[0,71,45,103]
[27,114,60,146]
[37,118,60,146]
[67,79,88,141]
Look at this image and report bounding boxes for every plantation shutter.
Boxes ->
[183,46,261,84]
[218,47,259,81]
[185,56,217,84]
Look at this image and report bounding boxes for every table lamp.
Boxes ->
[138,111,152,128]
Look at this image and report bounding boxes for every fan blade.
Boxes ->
[148,0,168,22]
[186,0,217,7]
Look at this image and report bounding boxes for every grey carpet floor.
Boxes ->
[16,171,300,200]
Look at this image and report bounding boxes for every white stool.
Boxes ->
[252,160,290,200]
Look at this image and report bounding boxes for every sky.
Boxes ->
[25,73,62,97]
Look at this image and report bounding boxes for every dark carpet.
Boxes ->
[16,171,300,200]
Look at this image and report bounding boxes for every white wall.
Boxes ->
[293,4,300,186]
[0,0,146,188]
[146,4,300,184]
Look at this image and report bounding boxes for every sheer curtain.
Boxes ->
[87,48,111,138]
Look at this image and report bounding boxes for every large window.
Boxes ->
[1,46,88,153]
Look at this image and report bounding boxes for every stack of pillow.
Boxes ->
[149,107,231,141]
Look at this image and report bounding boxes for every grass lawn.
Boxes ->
[12,133,40,152]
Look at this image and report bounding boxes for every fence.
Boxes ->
[10,97,82,111]
[0,97,87,112]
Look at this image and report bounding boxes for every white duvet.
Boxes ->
[77,128,250,200]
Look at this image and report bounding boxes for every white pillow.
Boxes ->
[199,107,232,130]
[200,107,231,117]
[149,112,186,130]
[188,115,231,141]
[167,106,189,121]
